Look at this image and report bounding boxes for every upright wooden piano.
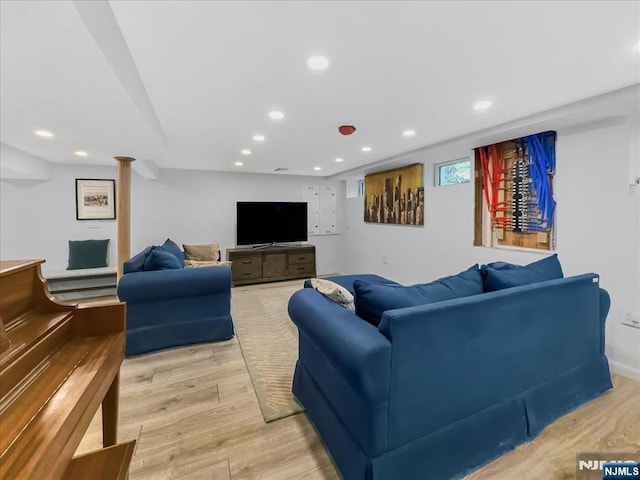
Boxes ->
[0,260,135,479]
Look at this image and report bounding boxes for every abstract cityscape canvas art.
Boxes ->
[364,163,424,225]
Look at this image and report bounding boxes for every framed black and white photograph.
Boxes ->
[75,178,116,220]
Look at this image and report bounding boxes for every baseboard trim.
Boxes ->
[609,360,640,382]
[318,272,342,278]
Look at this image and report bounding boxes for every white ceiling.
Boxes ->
[1,0,639,178]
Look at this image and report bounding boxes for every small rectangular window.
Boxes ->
[359,180,365,197]
[436,159,471,186]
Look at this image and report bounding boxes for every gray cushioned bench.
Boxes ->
[44,266,117,301]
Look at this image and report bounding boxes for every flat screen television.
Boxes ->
[236,201,308,246]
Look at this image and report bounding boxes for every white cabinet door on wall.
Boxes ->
[302,185,320,235]
[319,186,337,234]
[302,185,337,235]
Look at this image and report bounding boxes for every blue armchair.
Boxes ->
[117,244,233,356]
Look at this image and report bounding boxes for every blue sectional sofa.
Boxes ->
[288,259,612,480]
[117,240,233,356]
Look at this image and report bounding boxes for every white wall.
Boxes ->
[128,169,344,276]
[0,166,345,276]
[0,165,118,272]
[556,121,639,377]
[341,119,640,378]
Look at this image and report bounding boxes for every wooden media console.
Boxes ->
[226,245,316,286]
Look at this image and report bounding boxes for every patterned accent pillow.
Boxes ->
[310,278,355,312]
[182,243,220,261]
[184,260,232,269]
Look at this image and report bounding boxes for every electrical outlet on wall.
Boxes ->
[382,256,388,265]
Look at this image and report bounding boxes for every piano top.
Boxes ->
[0,259,45,277]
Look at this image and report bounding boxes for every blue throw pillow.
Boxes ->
[143,247,182,271]
[123,246,153,274]
[482,254,564,292]
[67,239,109,270]
[354,265,483,326]
[160,238,185,268]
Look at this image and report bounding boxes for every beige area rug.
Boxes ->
[231,280,306,422]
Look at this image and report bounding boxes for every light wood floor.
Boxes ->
[77,319,640,480]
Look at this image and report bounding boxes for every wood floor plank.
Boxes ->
[120,367,155,387]
[128,344,215,370]
[76,290,640,480]
[129,393,264,479]
[217,372,259,406]
[228,414,337,480]
[119,376,220,432]
[171,458,231,480]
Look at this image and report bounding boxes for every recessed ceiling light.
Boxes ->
[473,100,493,111]
[34,129,54,138]
[635,41,640,51]
[307,55,329,70]
[253,134,265,142]
[241,149,251,155]
[314,166,322,171]
[361,146,372,152]
[234,161,243,166]
[402,129,416,137]
[74,150,88,157]
[268,110,284,120]
[335,157,343,162]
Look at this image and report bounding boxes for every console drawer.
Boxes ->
[289,263,315,275]
[288,253,315,265]
[232,257,262,281]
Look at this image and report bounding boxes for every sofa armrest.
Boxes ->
[288,288,391,404]
[117,266,231,303]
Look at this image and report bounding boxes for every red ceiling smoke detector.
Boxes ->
[338,125,356,136]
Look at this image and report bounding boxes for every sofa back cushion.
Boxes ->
[143,247,182,271]
[482,254,564,292]
[354,265,483,326]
